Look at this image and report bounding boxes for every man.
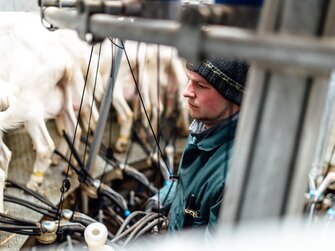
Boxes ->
[149,56,249,233]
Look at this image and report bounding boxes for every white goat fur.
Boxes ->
[0,13,89,203]
[0,12,190,213]
[97,40,190,152]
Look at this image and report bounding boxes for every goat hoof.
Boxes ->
[51,154,60,166]
[0,96,11,112]
[27,171,44,191]
[62,166,73,177]
[0,104,9,112]
[26,180,41,191]
[114,140,128,153]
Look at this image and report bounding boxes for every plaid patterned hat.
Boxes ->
[186,56,250,106]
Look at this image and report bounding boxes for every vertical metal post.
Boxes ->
[309,0,335,179]
[221,0,332,224]
[310,73,335,179]
[86,40,123,174]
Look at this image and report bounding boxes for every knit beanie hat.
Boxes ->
[186,56,250,106]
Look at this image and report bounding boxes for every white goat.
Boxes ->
[142,44,189,137]
[0,13,190,216]
[0,12,83,197]
[97,40,189,153]
[53,29,101,134]
[98,41,150,152]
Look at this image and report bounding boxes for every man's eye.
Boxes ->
[198,83,207,89]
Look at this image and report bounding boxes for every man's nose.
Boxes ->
[183,81,195,98]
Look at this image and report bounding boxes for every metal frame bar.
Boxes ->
[43,7,335,71]
[221,0,332,223]
[85,40,123,174]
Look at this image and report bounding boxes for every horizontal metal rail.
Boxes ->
[43,7,335,71]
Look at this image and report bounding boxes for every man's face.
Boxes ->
[183,70,238,128]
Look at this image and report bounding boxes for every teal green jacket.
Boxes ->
[158,113,238,232]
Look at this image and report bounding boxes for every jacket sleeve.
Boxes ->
[146,181,177,214]
[205,183,224,237]
[208,197,222,227]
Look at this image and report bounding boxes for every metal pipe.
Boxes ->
[310,71,335,179]
[42,7,79,29]
[89,14,179,46]
[43,7,335,71]
[38,0,77,7]
[309,0,335,178]
[90,15,335,72]
[203,26,335,71]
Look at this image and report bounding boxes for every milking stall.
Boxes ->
[0,0,335,250]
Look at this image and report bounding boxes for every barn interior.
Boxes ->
[0,0,335,250]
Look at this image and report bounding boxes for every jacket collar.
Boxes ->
[189,112,239,151]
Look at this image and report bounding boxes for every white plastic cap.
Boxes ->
[84,222,108,249]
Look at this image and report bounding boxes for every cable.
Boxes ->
[6,179,57,210]
[155,45,163,222]
[108,37,124,49]
[122,214,164,246]
[0,213,40,236]
[67,42,104,223]
[4,194,57,218]
[0,226,40,236]
[82,133,157,194]
[82,42,102,168]
[123,165,158,194]
[120,40,170,175]
[54,149,80,174]
[112,212,158,243]
[0,212,37,226]
[132,216,167,243]
[116,211,147,236]
[62,132,84,168]
[99,185,129,213]
[105,206,125,226]
[56,44,96,225]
